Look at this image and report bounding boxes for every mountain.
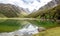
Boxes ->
[27,5,60,20]
[39,0,60,10]
[0,3,28,18]
[27,0,60,19]
[0,0,52,12]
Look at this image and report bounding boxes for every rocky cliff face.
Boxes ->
[39,0,60,10]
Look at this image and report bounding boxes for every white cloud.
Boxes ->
[0,0,52,12]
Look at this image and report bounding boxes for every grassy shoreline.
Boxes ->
[33,27,60,36]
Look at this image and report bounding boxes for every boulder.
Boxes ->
[38,27,46,32]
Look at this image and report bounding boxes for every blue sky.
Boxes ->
[0,0,52,12]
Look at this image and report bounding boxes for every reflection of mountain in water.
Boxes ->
[13,23,38,36]
[20,24,38,34]
[0,20,39,36]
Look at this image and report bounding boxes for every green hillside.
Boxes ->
[0,3,27,18]
[27,5,60,20]
[33,27,60,36]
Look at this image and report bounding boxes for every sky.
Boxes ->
[0,0,52,13]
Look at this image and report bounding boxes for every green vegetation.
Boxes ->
[0,19,58,32]
[0,3,60,36]
[33,27,60,36]
[0,3,60,19]
[0,19,22,32]
[27,5,60,20]
[0,3,27,18]
[0,3,19,17]
[40,4,60,19]
[30,5,60,36]
[28,20,58,28]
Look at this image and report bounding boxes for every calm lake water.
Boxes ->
[0,19,57,36]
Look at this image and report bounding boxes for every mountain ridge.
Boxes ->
[27,0,60,19]
[0,3,28,18]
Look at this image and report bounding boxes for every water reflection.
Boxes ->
[0,19,56,36]
[0,19,39,36]
[0,19,23,32]
[13,23,38,36]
